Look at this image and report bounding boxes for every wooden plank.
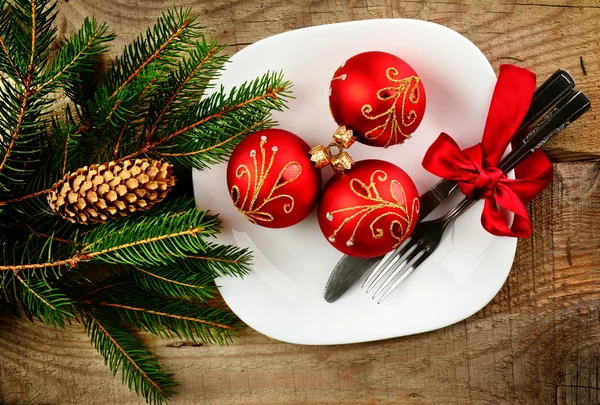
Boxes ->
[1,160,599,404]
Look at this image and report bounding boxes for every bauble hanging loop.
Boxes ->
[308,144,331,169]
[308,127,356,175]
[331,125,357,149]
[329,150,354,174]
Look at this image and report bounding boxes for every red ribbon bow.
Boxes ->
[422,64,553,238]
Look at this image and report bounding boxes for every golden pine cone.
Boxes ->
[48,159,176,224]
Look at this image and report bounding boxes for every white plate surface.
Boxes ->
[193,19,517,345]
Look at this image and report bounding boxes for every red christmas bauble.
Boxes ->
[329,51,426,148]
[227,129,322,228]
[318,159,420,258]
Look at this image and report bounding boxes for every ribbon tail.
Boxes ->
[482,65,537,167]
[481,183,532,238]
[513,149,553,198]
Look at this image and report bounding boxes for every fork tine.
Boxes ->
[364,237,417,292]
[362,250,396,288]
[362,235,413,289]
[370,242,424,298]
[375,248,433,304]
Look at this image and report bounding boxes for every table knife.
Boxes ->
[323,69,576,303]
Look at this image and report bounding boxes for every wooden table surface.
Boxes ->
[1,1,599,404]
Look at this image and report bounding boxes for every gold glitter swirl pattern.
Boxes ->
[361,68,421,147]
[231,136,302,224]
[325,170,420,248]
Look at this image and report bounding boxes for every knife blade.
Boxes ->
[323,69,576,303]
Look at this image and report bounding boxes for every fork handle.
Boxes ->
[438,197,477,227]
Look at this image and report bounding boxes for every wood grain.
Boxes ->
[2,1,600,404]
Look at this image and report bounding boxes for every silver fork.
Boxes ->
[364,197,475,303]
[363,89,591,304]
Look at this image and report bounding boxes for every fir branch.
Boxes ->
[0,89,30,179]
[156,119,270,169]
[101,302,236,337]
[120,71,292,163]
[0,39,22,81]
[132,266,217,301]
[0,206,248,275]
[0,186,52,206]
[113,77,157,159]
[0,34,23,82]
[59,123,77,174]
[0,64,48,192]
[0,4,295,403]
[0,233,79,292]
[37,17,114,94]
[161,76,288,145]
[0,256,78,272]
[88,67,160,158]
[112,25,185,96]
[0,188,56,231]
[25,0,38,83]
[52,109,88,174]
[83,311,177,404]
[0,0,62,191]
[170,243,252,278]
[0,2,26,82]
[88,287,239,344]
[105,7,201,98]
[13,271,74,326]
[9,0,57,86]
[86,227,206,260]
[147,39,227,139]
[81,198,221,267]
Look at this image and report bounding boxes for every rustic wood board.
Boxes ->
[1,1,599,404]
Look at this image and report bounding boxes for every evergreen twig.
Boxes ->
[83,311,177,404]
[0,3,291,403]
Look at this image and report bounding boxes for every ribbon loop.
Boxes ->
[422,64,553,238]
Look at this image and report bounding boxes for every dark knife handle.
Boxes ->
[521,69,576,130]
[499,90,590,173]
[418,69,575,221]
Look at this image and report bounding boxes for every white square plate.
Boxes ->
[193,19,517,345]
